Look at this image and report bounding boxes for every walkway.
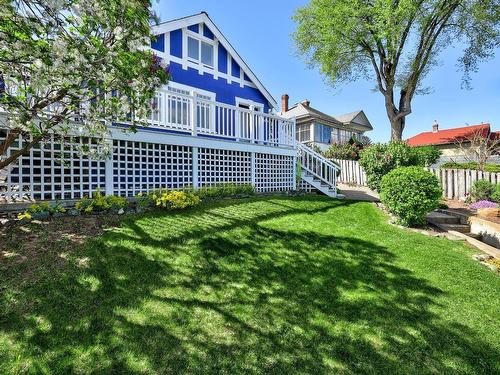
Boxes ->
[338,183,379,202]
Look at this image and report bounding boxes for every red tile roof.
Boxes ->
[406,124,491,146]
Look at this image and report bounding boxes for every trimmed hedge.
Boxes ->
[380,166,442,226]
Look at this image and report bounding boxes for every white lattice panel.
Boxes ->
[0,130,106,202]
[112,140,192,196]
[255,153,294,192]
[198,148,251,186]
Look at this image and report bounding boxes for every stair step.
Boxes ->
[427,212,460,224]
[433,223,471,233]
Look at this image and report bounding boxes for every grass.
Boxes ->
[1,196,499,374]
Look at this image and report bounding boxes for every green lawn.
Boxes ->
[1,196,499,374]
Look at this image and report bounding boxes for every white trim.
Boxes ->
[152,13,277,109]
[167,81,215,100]
[235,97,263,111]
[181,27,188,70]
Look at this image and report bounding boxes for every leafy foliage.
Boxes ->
[323,138,366,161]
[75,191,127,213]
[411,146,441,166]
[469,180,496,202]
[491,184,500,203]
[0,0,170,169]
[441,162,500,173]
[195,183,256,200]
[380,166,442,226]
[154,191,200,210]
[359,142,415,191]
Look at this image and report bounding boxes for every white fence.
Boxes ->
[427,168,500,200]
[333,159,367,186]
[330,158,500,200]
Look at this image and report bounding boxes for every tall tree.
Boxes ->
[293,0,500,140]
[0,0,170,169]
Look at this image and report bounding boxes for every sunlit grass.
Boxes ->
[1,195,499,374]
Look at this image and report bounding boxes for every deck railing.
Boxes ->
[147,88,296,148]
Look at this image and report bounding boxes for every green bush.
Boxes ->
[75,191,128,213]
[491,184,500,203]
[359,142,415,191]
[411,146,441,166]
[380,166,442,226]
[196,183,255,200]
[323,142,360,160]
[469,180,495,202]
[154,191,200,210]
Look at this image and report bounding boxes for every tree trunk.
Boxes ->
[390,117,405,141]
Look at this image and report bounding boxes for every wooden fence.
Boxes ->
[426,168,500,200]
[333,159,367,186]
[331,158,500,200]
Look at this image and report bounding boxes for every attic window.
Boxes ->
[187,36,214,68]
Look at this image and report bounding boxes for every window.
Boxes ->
[314,123,332,144]
[187,36,214,68]
[296,124,311,142]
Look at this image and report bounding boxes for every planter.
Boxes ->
[469,216,500,249]
[477,208,500,219]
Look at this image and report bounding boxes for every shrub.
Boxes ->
[27,202,51,214]
[155,191,200,210]
[323,142,360,160]
[411,146,441,166]
[359,142,415,191]
[469,180,495,202]
[491,184,500,203]
[106,195,128,211]
[75,191,128,213]
[380,166,442,226]
[135,192,153,208]
[196,183,255,200]
[75,196,95,213]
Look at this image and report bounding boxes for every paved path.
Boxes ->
[338,183,380,202]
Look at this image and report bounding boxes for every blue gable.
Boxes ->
[151,14,276,110]
[169,62,269,112]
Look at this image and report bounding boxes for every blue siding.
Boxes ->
[231,58,240,78]
[169,61,269,112]
[203,24,215,39]
[218,45,228,74]
[151,33,165,52]
[244,73,251,82]
[170,29,182,58]
[187,24,199,33]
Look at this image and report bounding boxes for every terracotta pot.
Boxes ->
[477,207,500,218]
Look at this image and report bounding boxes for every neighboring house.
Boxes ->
[280,94,373,151]
[406,122,499,162]
[0,12,340,202]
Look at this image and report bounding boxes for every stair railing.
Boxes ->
[298,143,340,188]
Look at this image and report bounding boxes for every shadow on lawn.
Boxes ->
[0,196,498,374]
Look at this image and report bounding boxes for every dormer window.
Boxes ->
[187,36,214,68]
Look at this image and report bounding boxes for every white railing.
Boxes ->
[298,143,340,187]
[147,88,296,148]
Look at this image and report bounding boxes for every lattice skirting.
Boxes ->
[0,131,296,202]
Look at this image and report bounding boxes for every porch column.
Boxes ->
[192,146,199,190]
[104,138,114,196]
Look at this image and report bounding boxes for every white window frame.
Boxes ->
[186,32,216,70]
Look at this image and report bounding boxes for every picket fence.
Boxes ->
[333,159,367,186]
[332,158,500,200]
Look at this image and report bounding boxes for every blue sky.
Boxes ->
[155,0,500,142]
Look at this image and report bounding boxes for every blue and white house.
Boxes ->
[0,12,339,202]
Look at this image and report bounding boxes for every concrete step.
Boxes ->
[436,208,472,224]
[434,223,471,233]
[427,211,461,225]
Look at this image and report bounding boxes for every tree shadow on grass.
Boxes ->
[0,196,498,374]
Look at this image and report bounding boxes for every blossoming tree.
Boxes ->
[0,0,170,169]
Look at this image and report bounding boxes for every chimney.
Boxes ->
[302,99,310,107]
[432,120,439,133]
[281,94,289,113]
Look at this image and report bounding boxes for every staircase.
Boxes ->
[298,143,340,197]
[426,209,473,234]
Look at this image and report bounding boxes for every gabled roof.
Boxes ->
[406,124,491,146]
[282,102,342,126]
[152,12,278,109]
[333,110,373,130]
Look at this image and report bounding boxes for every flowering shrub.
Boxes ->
[380,166,442,226]
[155,191,200,210]
[75,191,127,213]
[469,200,498,209]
